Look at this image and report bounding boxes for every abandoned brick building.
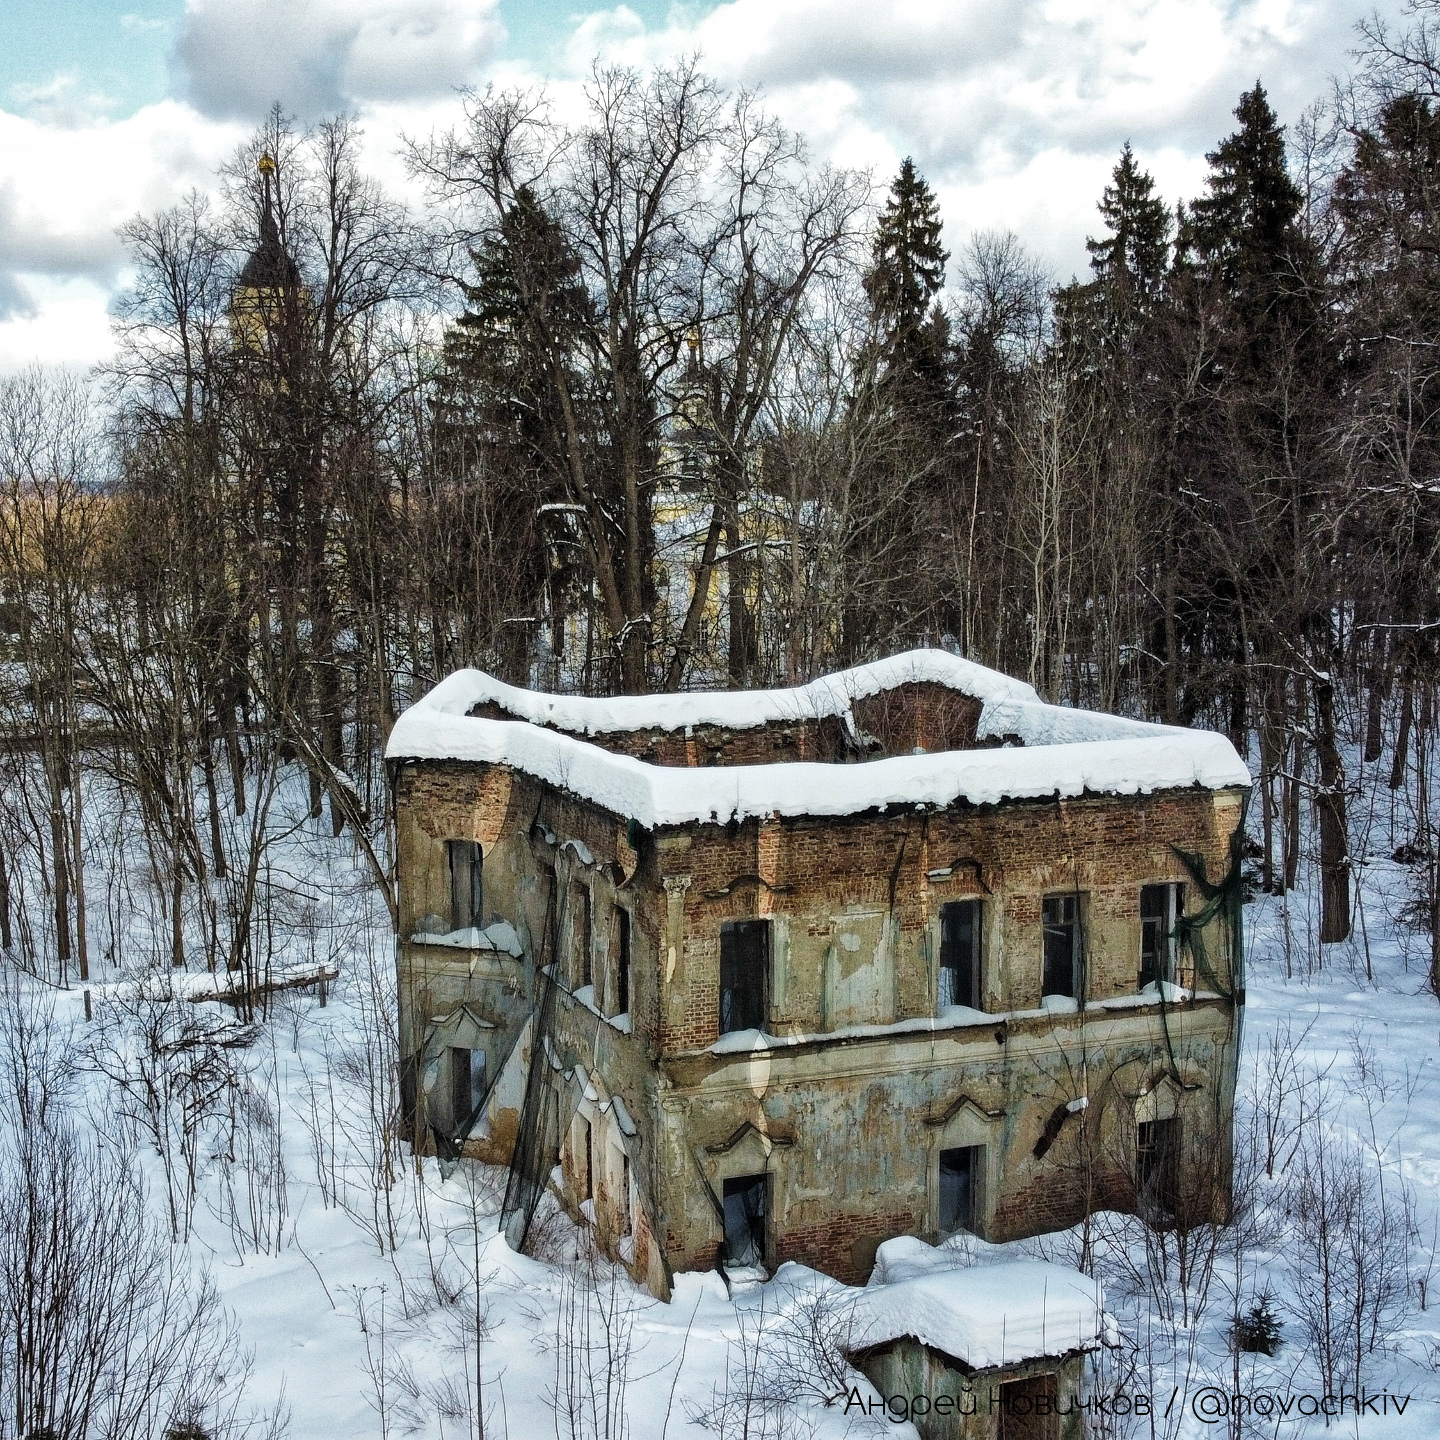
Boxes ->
[386,650,1250,1299]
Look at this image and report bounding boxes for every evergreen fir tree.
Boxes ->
[435,187,599,675]
[1187,83,1304,293]
[863,159,956,432]
[1057,144,1172,362]
[866,158,949,335]
[1232,1292,1283,1355]
[1087,142,1171,298]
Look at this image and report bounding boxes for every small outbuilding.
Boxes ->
[846,1238,1106,1440]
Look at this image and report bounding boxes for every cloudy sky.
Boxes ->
[0,0,1410,371]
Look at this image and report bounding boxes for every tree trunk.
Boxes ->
[1259,693,1276,894]
[202,740,226,879]
[1284,675,1305,894]
[46,762,72,986]
[1364,673,1385,764]
[1314,678,1351,945]
[1391,678,1413,791]
[0,840,11,952]
[724,503,757,689]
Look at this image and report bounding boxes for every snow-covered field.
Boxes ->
[4,766,1440,1438]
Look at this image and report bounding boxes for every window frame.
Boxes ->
[938,899,982,1012]
[719,918,772,1036]
[582,1119,594,1202]
[1041,893,1082,999]
[446,839,483,931]
[937,1143,984,1237]
[614,904,632,1018]
[448,1046,486,1134]
[1136,1116,1182,1219]
[721,1172,769,1270]
[1139,882,1186,990]
[570,882,594,992]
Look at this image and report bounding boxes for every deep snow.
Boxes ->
[8,757,1440,1439]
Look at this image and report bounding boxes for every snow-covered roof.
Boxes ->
[856,1237,1106,1367]
[418,649,1038,736]
[385,649,1251,827]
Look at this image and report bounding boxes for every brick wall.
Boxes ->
[852,682,983,754]
[467,680,984,766]
[656,787,1240,1053]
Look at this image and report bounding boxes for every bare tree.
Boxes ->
[0,1116,285,1439]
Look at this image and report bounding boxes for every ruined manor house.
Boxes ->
[386,651,1250,1299]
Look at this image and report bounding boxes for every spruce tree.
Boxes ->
[1186,83,1303,295]
[863,159,955,431]
[1087,142,1171,299]
[866,158,949,336]
[435,187,598,677]
[1057,143,1172,360]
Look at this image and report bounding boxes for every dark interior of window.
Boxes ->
[938,1144,982,1234]
[719,919,770,1035]
[449,1046,486,1132]
[1137,1116,1181,1217]
[939,899,981,1010]
[583,1120,594,1201]
[1042,894,1080,998]
[1140,883,1186,989]
[447,840,483,930]
[620,1153,632,1234]
[615,907,631,1016]
[722,1173,767,1268]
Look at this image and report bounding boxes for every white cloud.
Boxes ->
[0,278,117,373]
[173,0,506,119]
[0,99,242,362]
[7,74,119,129]
[0,0,1413,369]
[556,0,1401,277]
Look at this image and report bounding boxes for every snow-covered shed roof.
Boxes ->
[384,649,1251,827]
[855,1237,1106,1367]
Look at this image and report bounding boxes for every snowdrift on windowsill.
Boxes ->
[408,920,523,956]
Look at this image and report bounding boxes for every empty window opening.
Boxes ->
[571,884,593,991]
[620,1152,633,1236]
[449,1047,486,1133]
[722,1173,767,1269]
[615,907,632,1017]
[1042,895,1081,999]
[447,840,483,930]
[938,1145,983,1235]
[582,1120,594,1202]
[1140,883,1186,990]
[1137,1116,1181,1218]
[998,1372,1059,1440]
[720,919,771,1035]
[938,900,981,1010]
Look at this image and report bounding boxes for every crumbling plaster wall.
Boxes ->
[394,761,673,1291]
[647,785,1244,1283]
[654,1001,1236,1283]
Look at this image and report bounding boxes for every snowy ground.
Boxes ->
[8,766,1440,1439]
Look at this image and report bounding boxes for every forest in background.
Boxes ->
[1,4,1438,1002]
